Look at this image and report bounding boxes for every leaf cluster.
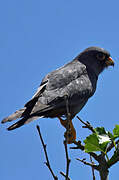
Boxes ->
[84,125,119,161]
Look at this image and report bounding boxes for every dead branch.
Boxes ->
[60,171,71,180]
[63,140,71,180]
[63,95,71,180]
[90,155,96,180]
[76,158,98,170]
[70,140,84,150]
[36,125,58,180]
[77,116,95,133]
[107,139,119,152]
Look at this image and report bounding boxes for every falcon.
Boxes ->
[2,47,114,143]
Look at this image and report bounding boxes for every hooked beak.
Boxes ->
[105,57,114,67]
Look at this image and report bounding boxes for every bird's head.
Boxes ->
[77,46,114,76]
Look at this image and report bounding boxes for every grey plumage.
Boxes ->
[1,46,114,130]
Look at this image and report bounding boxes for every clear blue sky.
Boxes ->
[0,0,119,179]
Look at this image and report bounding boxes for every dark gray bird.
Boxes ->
[2,47,114,132]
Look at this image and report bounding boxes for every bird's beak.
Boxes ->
[105,57,114,67]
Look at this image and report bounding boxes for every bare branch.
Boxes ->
[107,149,119,168]
[71,141,100,164]
[108,156,119,168]
[89,152,101,162]
[77,116,95,133]
[76,158,99,170]
[90,155,96,180]
[70,140,84,150]
[63,95,72,180]
[36,125,58,180]
[63,140,71,180]
[60,171,71,180]
[107,139,119,152]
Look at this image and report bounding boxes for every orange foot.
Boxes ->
[58,116,76,144]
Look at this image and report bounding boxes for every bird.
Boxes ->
[2,46,114,143]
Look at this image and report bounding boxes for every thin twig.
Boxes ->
[89,152,101,162]
[36,125,58,180]
[76,158,98,170]
[60,171,71,180]
[107,139,119,152]
[107,149,119,168]
[70,140,84,150]
[108,156,119,168]
[77,116,95,133]
[70,140,100,163]
[64,140,71,180]
[64,95,71,180]
[90,155,96,180]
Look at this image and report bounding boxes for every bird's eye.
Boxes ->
[96,53,106,61]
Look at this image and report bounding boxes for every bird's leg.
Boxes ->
[64,95,72,144]
[57,116,76,144]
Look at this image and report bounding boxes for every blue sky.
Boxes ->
[0,0,119,179]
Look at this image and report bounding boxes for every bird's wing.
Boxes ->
[29,60,94,116]
[34,60,85,101]
[27,59,86,105]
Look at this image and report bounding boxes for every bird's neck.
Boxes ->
[86,66,98,90]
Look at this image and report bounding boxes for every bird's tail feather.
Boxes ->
[2,103,54,131]
[7,116,41,131]
[1,108,26,123]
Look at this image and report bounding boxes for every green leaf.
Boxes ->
[84,128,111,153]
[95,127,111,151]
[95,127,107,135]
[84,134,104,153]
[113,125,119,138]
[100,141,110,152]
[108,131,114,139]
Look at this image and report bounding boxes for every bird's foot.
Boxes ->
[57,116,76,144]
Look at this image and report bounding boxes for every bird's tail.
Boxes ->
[1,107,42,131]
[1,108,26,124]
[7,116,40,131]
[1,103,52,131]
